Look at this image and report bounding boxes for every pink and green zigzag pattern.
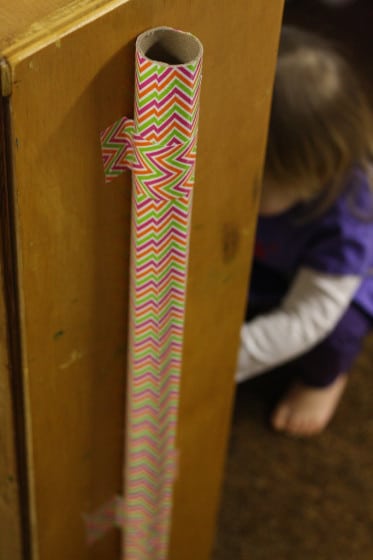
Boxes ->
[100,39,202,560]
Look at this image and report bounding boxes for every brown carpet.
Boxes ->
[214,1,373,558]
[214,340,373,560]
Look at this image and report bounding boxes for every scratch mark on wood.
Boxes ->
[59,350,83,370]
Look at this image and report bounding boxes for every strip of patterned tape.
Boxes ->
[100,27,202,560]
[82,451,179,545]
[83,495,124,545]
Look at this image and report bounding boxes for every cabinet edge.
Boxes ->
[0,58,12,97]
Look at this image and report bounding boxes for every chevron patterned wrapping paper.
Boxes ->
[100,27,203,560]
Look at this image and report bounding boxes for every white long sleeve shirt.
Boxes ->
[236,267,360,382]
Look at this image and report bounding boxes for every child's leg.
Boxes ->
[272,304,372,436]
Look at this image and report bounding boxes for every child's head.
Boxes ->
[261,25,373,215]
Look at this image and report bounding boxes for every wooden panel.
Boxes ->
[4,1,283,559]
[0,255,23,560]
[0,0,69,50]
[0,0,129,54]
[0,98,23,560]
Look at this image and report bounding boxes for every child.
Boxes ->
[236,26,373,437]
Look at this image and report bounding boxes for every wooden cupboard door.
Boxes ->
[0,247,23,560]
[3,1,283,559]
[0,94,23,560]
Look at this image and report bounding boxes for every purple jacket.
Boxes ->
[250,167,373,317]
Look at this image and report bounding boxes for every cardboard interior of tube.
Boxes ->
[137,27,202,65]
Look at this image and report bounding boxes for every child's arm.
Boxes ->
[236,267,360,382]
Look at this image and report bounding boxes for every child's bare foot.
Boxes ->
[271,374,348,437]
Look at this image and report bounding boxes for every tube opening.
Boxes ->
[137,27,202,66]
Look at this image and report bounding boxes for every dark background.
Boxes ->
[214,1,373,558]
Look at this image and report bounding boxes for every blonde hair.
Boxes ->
[265,26,373,213]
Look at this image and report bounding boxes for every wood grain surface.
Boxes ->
[2,1,284,558]
[0,253,23,560]
[0,0,130,54]
[0,97,23,560]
